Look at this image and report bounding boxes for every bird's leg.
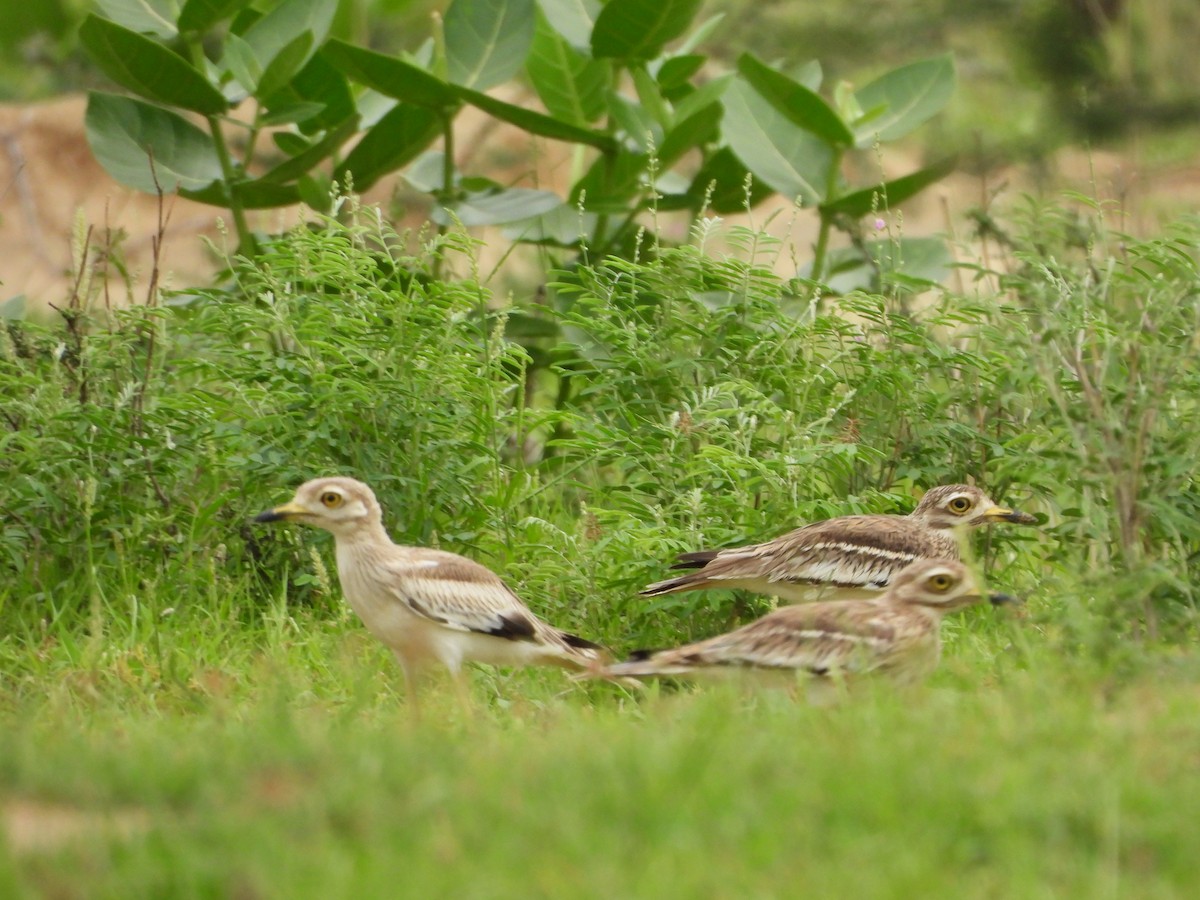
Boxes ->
[393,651,422,724]
[449,668,475,722]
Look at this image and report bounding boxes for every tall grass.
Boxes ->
[3,196,1200,894]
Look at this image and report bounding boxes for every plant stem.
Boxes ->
[208,114,254,257]
[808,147,845,296]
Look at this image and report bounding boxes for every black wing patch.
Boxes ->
[484,613,538,642]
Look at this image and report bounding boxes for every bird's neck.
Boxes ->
[331,518,392,550]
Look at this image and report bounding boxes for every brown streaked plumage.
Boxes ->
[254,477,604,706]
[641,484,1036,604]
[603,559,1017,685]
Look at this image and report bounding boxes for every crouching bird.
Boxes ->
[597,559,1017,690]
[640,484,1036,604]
[254,476,604,713]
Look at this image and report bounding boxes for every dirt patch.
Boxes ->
[2,797,150,855]
[2,94,1195,311]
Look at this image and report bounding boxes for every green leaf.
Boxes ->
[240,0,333,82]
[0,295,27,321]
[255,31,314,98]
[527,18,606,126]
[179,0,252,33]
[570,149,646,211]
[432,186,563,227]
[85,91,222,193]
[456,85,617,151]
[608,92,659,152]
[853,54,955,145]
[658,102,720,167]
[336,104,441,191]
[736,53,853,147]
[182,179,302,208]
[259,118,357,184]
[264,52,356,134]
[445,0,536,91]
[297,172,332,212]
[79,15,228,115]
[272,131,311,155]
[686,146,773,213]
[720,78,831,205]
[631,65,670,129]
[806,237,952,293]
[94,0,179,39]
[536,0,600,51]
[656,54,703,91]
[671,73,730,121]
[819,158,957,217]
[592,0,702,60]
[324,39,459,111]
[222,32,260,93]
[501,205,598,245]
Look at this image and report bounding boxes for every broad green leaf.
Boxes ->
[675,11,724,54]
[686,146,772,213]
[264,52,356,134]
[737,53,853,147]
[260,101,325,127]
[570,149,646,211]
[795,59,822,92]
[272,131,311,155]
[94,0,179,39]
[445,0,536,91]
[527,18,606,126]
[222,32,261,93]
[457,85,617,151]
[608,92,659,152]
[255,31,314,99]
[720,78,831,205]
[179,0,252,32]
[182,179,301,208]
[671,72,730,121]
[80,15,228,115]
[819,158,957,217]
[432,186,563,227]
[502,205,598,245]
[240,0,333,83]
[259,118,357,184]
[536,0,600,51]
[592,0,702,61]
[853,54,955,145]
[658,102,719,167]
[337,104,441,190]
[297,172,332,212]
[85,91,222,193]
[656,54,703,91]
[805,237,951,293]
[631,65,670,129]
[324,40,459,111]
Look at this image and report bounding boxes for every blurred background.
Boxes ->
[2,0,1198,301]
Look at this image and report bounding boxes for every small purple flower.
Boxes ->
[873,217,886,231]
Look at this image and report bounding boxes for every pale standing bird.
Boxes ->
[641,484,1036,603]
[603,559,1017,686]
[254,477,604,709]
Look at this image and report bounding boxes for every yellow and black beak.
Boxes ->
[988,592,1021,607]
[253,500,309,523]
[983,505,1038,525]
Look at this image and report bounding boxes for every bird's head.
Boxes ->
[911,484,1037,530]
[254,476,383,537]
[887,559,1018,613]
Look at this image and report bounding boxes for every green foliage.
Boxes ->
[3,202,1198,653]
[77,0,956,287]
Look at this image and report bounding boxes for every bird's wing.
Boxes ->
[662,602,903,675]
[379,549,542,641]
[700,514,944,590]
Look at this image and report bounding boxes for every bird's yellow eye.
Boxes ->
[928,573,954,592]
[948,496,973,514]
[319,491,342,508]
